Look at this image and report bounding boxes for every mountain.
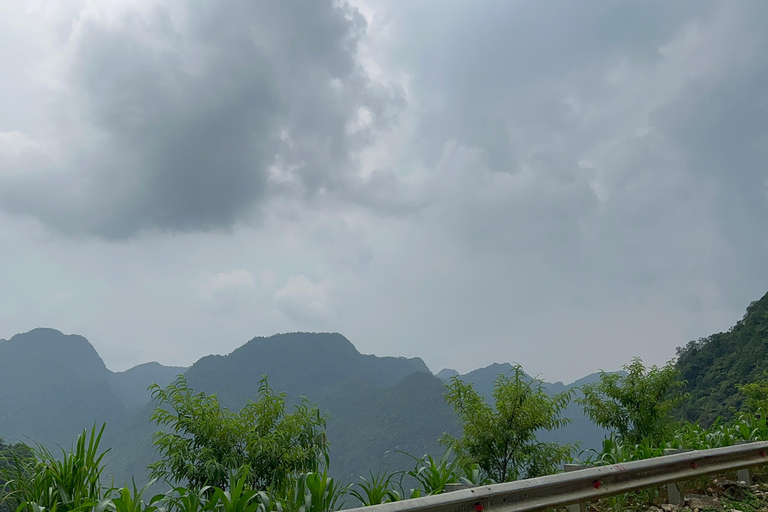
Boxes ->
[436,368,459,380]
[676,291,768,425]
[0,328,127,447]
[0,329,185,459]
[111,362,187,410]
[181,332,448,480]
[184,332,429,407]
[0,328,612,487]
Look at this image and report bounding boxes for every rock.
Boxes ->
[720,479,748,489]
[685,494,724,512]
[662,504,678,512]
[721,480,748,501]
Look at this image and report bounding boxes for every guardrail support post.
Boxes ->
[737,468,751,485]
[734,442,753,485]
[663,448,691,505]
[666,482,683,505]
[564,464,589,512]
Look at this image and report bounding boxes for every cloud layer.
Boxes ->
[0,1,767,380]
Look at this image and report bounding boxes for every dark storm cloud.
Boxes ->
[0,1,398,238]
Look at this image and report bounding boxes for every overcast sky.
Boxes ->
[1,1,767,383]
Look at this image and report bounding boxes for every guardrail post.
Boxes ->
[735,441,752,484]
[663,449,690,504]
[563,464,589,512]
[737,468,751,485]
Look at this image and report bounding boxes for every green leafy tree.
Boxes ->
[739,375,768,415]
[577,358,687,445]
[441,366,575,482]
[149,375,328,492]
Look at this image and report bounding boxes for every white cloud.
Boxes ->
[274,275,335,325]
[196,269,256,301]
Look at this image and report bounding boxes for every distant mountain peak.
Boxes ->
[4,328,107,370]
[12,327,66,338]
[119,361,187,372]
[436,368,459,381]
[239,332,359,355]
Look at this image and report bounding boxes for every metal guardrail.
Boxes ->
[346,441,768,512]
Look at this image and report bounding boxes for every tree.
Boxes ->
[441,366,575,482]
[739,374,768,414]
[148,375,328,491]
[577,358,687,445]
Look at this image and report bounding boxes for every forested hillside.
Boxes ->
[677,291,768,425]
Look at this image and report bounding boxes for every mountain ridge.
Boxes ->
[0,327,609,486]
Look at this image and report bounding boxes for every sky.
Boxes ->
[1,1,767,384]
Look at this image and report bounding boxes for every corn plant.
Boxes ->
[581,436,664,466]
[4,424,108,512]
[349,469,401,506]
[402,450,461,495]
[459,463,493,486]
[105,480,167,512]
[208,472,261,512]
[280,471,347,512]
[166,487,212,512]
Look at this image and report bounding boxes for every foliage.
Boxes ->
[740,376,768,415]
[442,366,576,482]
[2,425,109,512]
[577,358,687,445]
[676,291,768,425]
[149,375,328,491]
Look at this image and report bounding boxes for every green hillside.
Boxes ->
[676,291,768,425]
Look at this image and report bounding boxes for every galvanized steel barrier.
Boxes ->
[345,441,768,512]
